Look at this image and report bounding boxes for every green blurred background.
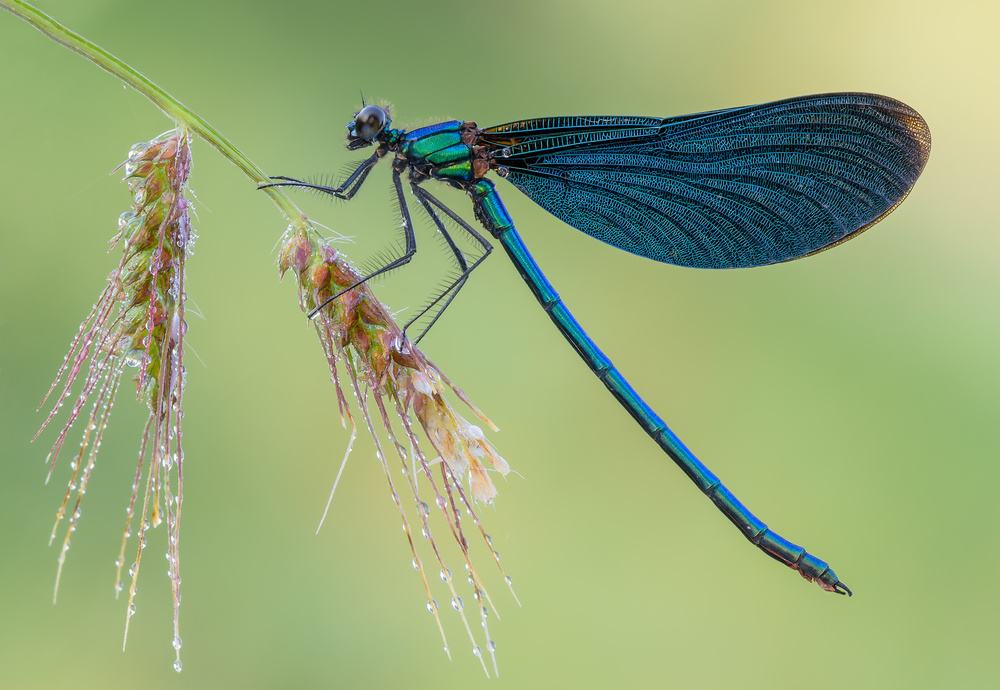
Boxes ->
[1,0,997,687]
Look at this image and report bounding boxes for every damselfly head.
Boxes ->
[346,105,388,150]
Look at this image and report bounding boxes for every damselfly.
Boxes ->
[262,93,931,595]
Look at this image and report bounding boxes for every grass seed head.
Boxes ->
[279,224,516,676]
[37,128,194,672]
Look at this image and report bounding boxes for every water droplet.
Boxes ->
[124,349,148,368]
[505,576,512,586]
[173,659,183,673]
[501,147,512,158]
[411,558,420,571]
[451,596,464,612]
[128,141,150,159]
[485,534,493,545]
[421,526,430,540]
[128,562,137,578]
[426,599,438,614]
[128,602,136,617]
[443,645,449,655]
[172,636,183,650]
[439,567,451,583]
[467,576,474,586]
[488,639,497,652]
[416,501,430,517]
[435,496,447,510]
[473,645,482,657]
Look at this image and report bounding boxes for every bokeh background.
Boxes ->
[1,0,997,687]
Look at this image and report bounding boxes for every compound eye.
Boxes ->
[354,105,387,141]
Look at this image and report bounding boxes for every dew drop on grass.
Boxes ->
[128,142,150,159]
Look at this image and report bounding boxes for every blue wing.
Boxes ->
[478,93,931,269]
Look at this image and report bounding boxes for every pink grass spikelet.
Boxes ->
[279,225,518,677]
[37,128,194,673]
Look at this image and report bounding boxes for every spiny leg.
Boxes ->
[404,184,493,343]
[258,150,382,200]
[406,192,468,340]
[308,166,418,318]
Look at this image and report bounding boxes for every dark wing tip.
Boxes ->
[879,93,932,178]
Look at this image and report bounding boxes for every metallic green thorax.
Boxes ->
[398,122,463,159]
[393,121,482,184]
